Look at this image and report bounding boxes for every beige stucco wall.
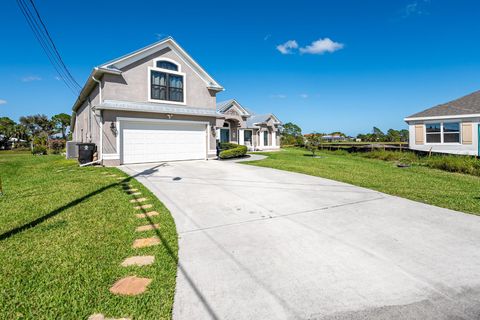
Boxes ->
[102,47,216,109]
[101,110,217,156]
[73,86,100,146]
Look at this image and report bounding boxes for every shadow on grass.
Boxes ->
[0,164,165,241]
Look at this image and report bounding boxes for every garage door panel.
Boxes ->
[121,121,206,164]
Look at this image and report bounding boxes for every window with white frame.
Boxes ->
[425,122,460,143]
[150,60,184,103]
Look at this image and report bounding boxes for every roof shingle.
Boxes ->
[407,90,480,119]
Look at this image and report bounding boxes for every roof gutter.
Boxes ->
[404,113,480,121]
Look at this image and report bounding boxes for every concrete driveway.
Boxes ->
[121,159,480,320]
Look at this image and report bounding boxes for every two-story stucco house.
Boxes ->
[404,90,480,156]
[71,37,281,166]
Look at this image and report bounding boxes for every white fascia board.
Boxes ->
[404,113,480,121]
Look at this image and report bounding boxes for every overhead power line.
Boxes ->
[16,0,82,95]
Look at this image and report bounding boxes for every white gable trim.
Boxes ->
[219,99,250,116]
[99,37,223,91]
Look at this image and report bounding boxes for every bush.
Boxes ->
[424,155,480,176]
[48,139,66,154]
[219,143,247,159]
[32,145,47,155]
[361,150,418,164]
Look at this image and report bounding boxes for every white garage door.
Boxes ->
[121,120,207,164]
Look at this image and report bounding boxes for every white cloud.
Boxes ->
[300,94,309,99]
[299,38,344,55]
[403,0,430,17]
[54,76,61,81]
[155,33,165,39]
[270,94,287,99]
[21,75,42,82]
[264,34,271,41]
[0,99,6,105]
[276,40,298,54]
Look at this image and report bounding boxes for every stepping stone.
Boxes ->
[132,237,160,248]
[116,177,125,180]
[130,197,147,203]
[135,211,159,218]
[88,315,130,320]
[125,188,138,192]
[109,276,152,296]
[136,224,160,232]
[128,192,142,196]
[134,204,153,210]
[121,255,155,267]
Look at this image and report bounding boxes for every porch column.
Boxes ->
[216,128,220,141]
[239,129,244,145]
[272,131,276,147]
[259,130,264,147]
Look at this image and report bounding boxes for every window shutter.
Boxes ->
[415,125,424,145]
[462,122,473,144]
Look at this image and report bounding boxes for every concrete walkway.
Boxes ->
[121,160,480,320]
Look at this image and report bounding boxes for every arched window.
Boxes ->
[156,60,178,71]
[223,122,230,128]
[150,59,184,103]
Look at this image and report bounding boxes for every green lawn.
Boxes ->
[0,153,178,319]
[246,148,480,215]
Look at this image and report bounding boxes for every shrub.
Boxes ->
[219,143,247,159]
[32,145,47,155]
[361,150,418,164]
[48,139,66,154]
[424,155,480,176]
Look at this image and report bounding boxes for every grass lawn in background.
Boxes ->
[246,148,480,215]
[0,152,178,319]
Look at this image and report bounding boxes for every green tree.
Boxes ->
[280,122,303,146]
[399,129,409,142]
[51,113,71,139]
[372,127,385,141]
[305,133,322,157]
[386,129,401,142]
[0,117,16,148]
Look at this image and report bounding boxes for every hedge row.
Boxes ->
[219,143,247,159]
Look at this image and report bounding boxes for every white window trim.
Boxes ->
[152,57,182,72]
[424,121,462,145]
[147,66,187,105]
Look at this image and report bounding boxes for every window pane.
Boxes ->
[156,61,178,71]
[151,71,166,85]
[444,122,459,132]
[425,123,441,133]
[169,75,183,88]
[444,133,460,143]
[169,87,183,102]
[426,133,441,143]
[244,130,252,142]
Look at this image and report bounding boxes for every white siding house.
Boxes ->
[404,91,480,156]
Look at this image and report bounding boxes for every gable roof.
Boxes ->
[405,90,480,120]
[99,36,223,91]
[71,37,223,114]
[246,113,281,128]
[216,99,250,116]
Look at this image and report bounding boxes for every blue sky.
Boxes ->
[1,0,480,135]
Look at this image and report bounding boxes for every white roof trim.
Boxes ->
[404,113,480,121]
[99,37,223,91]
[220,100,251,116]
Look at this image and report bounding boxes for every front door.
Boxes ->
[220,128,230,143]
[263,131,268,146]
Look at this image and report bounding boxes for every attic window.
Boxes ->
[156,60,178,71]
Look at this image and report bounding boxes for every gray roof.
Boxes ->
[407,90,480,119]
[97,100,219,117]
[246,114,274,128]
[216,99,235,113]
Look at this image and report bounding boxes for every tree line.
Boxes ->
[0,113,71,152]
[280,122,409,146]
